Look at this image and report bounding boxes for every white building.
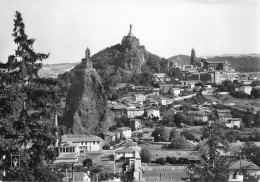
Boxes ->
[133,94,146,102]
[126,108,144,118]
[226,118,242,128]
[239,86,253,95]
[153,73,171,82]
[115,127,132,139]
[147,108,160,119]
[170,87,181,96]
[61,135,103,154]
[54,143,80,164]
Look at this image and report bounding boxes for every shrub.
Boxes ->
[168,136,187,149]
[156,158,166,165]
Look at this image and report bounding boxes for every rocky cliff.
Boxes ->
[91,25,164,75]
[62,58,114,134]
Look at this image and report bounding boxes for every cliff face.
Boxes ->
[62,63,114,134]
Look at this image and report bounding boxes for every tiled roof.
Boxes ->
[104,132,116,137]
[61,135,103,143]
[229,159,260,170]
[115,147,135,153]
[117,127,131,131]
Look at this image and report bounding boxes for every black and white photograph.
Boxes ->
[0,0,260,181]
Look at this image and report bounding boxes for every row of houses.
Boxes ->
[187,108,242,128]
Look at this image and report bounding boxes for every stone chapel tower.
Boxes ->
[82,47,92,69]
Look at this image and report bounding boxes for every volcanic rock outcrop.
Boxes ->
[62,48,114,134]
[91,24,162,74]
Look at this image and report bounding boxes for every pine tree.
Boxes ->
[0,11,60,181]
[187,122,230,182]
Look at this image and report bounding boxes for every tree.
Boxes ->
[242,142,260,167]
[140,148,151,163]
[169,128,178,141]
[0,11,60,181]
[188,122,229,182]
[151,127,170,142]
[181,130,197,141]
[155,158,166,165]
[168,136,187,149]
[254,111,260,127]
[83,158,93,168]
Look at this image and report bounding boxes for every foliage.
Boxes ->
[140,148,151,163]
[167,136,187,149]
[188,122,230,182]
[0,11,60,181]
[251,87,260,99]
[181,130,198,142]
[155,158,166,165]
[242,142,260,167]
[166,156,191,164]
[169,128,178,141]
[82,158,93,168]
[151,127,170,142]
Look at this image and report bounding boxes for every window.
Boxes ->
[66,148,68,152]
[81,142,83,145]
[63,148,65,153]
[72,148,75,152]
[60,148,62,152]
[70,148,72,152]
[93,141,95,145]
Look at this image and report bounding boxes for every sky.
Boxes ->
[0,0,259,64]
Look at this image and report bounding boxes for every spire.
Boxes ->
[128,24,133,36]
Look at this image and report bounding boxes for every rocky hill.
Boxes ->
[61,55,114,134]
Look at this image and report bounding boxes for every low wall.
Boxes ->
[141,165,187,171]
[216,92,230,95]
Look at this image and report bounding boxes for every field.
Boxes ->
[142,170,187,181]
[205,95,260,112]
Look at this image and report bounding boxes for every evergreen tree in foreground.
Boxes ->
[187,122,230,182]
[0,11,60,181]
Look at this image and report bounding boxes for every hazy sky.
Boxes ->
[0,0,259,64]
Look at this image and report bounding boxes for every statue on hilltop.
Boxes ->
[128,24,133,36]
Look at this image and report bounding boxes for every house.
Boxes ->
[129,119,142,131]
[180,80,198,90]
[229,159,260,176]
[202,87,215,95]
[115,127,132,139]
[103,132,117,143]
[187,111,208,122]
[170,87,181,96]
[126,108,144,118]
[241,80,253,85]
[114,140,142,181]
[146,108,160,119]
[133,94,146,102]
[239,86,253,95]
[55,143,79,164]
[217,109,232,122]
[153,73,167,82]
[61,135,103,154]
[111,104,128,118]
[226,118,242,128]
